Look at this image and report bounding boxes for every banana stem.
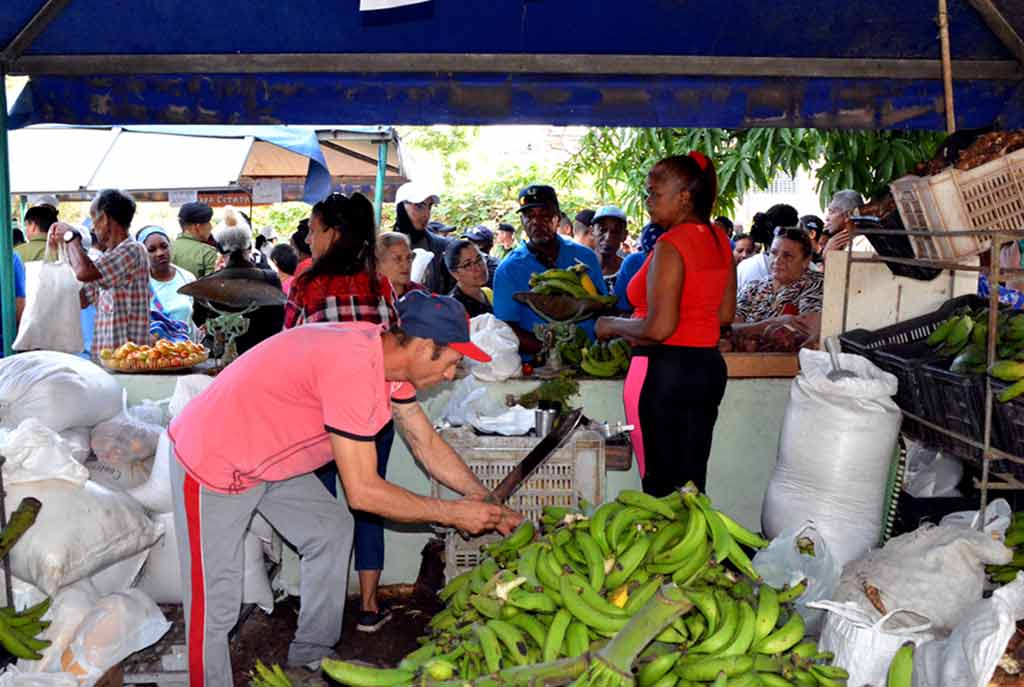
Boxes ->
[0,498,40,561]
[597,584,693,671]
[497,656,589,686]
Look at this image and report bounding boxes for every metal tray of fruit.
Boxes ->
[513,292,614,323]
[99,341,210,374]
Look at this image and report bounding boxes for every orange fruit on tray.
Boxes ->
[104,339,206,371]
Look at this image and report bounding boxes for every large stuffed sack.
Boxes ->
[762,349,902,567]
[167,375,214,419]
[85,457,152,493]
[6,480,163,596]
[126,432,173,513]
[18,579,100,674]
[0,353,121,432]
[1,420,90,486]
[137,512,275,612]
[90,412,161,465]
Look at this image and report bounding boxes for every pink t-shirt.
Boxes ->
[168,322,415,494]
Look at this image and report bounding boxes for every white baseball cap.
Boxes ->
[593,205,627,222]
[395,181,441,206]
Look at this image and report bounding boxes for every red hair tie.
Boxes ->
[688,150,710,171]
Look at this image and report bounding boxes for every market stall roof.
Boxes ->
[3,0,1023,130]
[7,124,405,202]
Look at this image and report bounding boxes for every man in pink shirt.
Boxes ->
[168,291,521,687]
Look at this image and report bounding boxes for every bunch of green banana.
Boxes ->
[317,484,849,687]
[530,261,617,308]
[249,660,295,687]
[986,511,1024,584]
[0,597,52,660]
[581,339,631,378]
[991,360,1024,402]
[557,327,592,368]
[886,642,914,687]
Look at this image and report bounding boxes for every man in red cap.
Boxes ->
[168,291,522,687]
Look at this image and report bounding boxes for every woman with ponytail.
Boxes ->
[284,192,398,633]
[595,152,736,495]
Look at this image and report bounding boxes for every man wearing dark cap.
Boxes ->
[463,225,500,289]
[169,291,522,687]
[573,209,597,251]
[172,201,219,279]
[493,185,606,358]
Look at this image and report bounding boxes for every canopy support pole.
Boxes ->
[0,72,18,356]
[938,0,957,133]
[374,140,388,231]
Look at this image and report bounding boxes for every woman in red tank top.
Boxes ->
[595,152,736,495]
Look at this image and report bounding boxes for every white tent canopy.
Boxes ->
[8,125,406,197]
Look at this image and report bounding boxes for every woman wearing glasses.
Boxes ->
[444,239,493,318]
[732,226,823,348]
[595,152,735,495]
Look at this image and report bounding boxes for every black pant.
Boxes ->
[634,345,727,496]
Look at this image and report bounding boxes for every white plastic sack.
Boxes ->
[137,513,275,612]
[410,248,433,284]
[56,429,91,465]
[466,314,521,382]
[128,399,169,428]
[167,375,214,419]
[5,480,163,596]
[940,498,1012,538]
[808,600,934,687]
[60,590,170,686]
[90,411,161,465]
[85,457,153,493]
[18,579,100,674]
[834,522,1012,631]
[13,247,84,355]
[0,666,79,686]
[762,349,902,567]
[0,353,122,432]
[904,440,963,498]
[126,432,173,514]
[0,420,89,486]
[753,523,842,635]
[912,573,1024,687]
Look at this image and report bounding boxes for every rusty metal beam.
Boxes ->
[967,0,1024,68]
[9,52,1023,80]
[0,0,73,68]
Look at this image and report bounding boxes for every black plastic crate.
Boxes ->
[853,216,943,282]
[838,294,989,358]
[992,379,1024,478]
[919,360,992,466]
[873,341,945,445]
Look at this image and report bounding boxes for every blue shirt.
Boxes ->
[493,236,606,350]
[613,251,648,312]
[3,254,26,357]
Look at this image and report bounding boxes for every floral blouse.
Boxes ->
[735,269,824,323]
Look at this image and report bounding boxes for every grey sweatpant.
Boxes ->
[170,447,354,687]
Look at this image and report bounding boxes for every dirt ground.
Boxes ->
[230,585,441,686]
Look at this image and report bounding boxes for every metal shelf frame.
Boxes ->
[837,227,1024,518]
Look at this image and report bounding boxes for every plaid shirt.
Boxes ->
[82,238,151,356]
[284,272,398,329]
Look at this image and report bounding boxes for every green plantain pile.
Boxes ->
[314,484,850,687]
[530,262,618,307]
[986,512,1024,584]
[926,308,1024,401]
[580,339,631,378]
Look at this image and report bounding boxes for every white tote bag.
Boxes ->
[14,244,84,354]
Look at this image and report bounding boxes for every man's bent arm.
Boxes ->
[391,401,489,498]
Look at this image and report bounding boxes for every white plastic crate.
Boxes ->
[434,426,605,580]
[889,149,1024,260]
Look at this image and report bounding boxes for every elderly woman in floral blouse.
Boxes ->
[731,226,822,348]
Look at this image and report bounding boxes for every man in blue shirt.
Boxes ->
[493,185,606,358]
[3,252,27,356]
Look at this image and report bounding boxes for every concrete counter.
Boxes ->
[114,373,790,585]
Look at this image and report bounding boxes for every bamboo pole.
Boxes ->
[938,0,957,133]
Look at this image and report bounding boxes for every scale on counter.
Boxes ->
[513,292,610,378]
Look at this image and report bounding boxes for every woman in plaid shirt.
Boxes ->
[284,192,399,633]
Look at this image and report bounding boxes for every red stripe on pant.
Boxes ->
[183,473,206,687]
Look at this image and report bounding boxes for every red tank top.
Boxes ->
[626,222,732,347]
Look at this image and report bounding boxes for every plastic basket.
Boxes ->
[888,149,1024,260]
[872,341,945,445]
[838,294,989,358]
[919,361,991,466]
[991,380,1024,479]
[434,427,605,580]
[853,216,942,282]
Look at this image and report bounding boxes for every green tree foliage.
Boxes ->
[556,128,945,223]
